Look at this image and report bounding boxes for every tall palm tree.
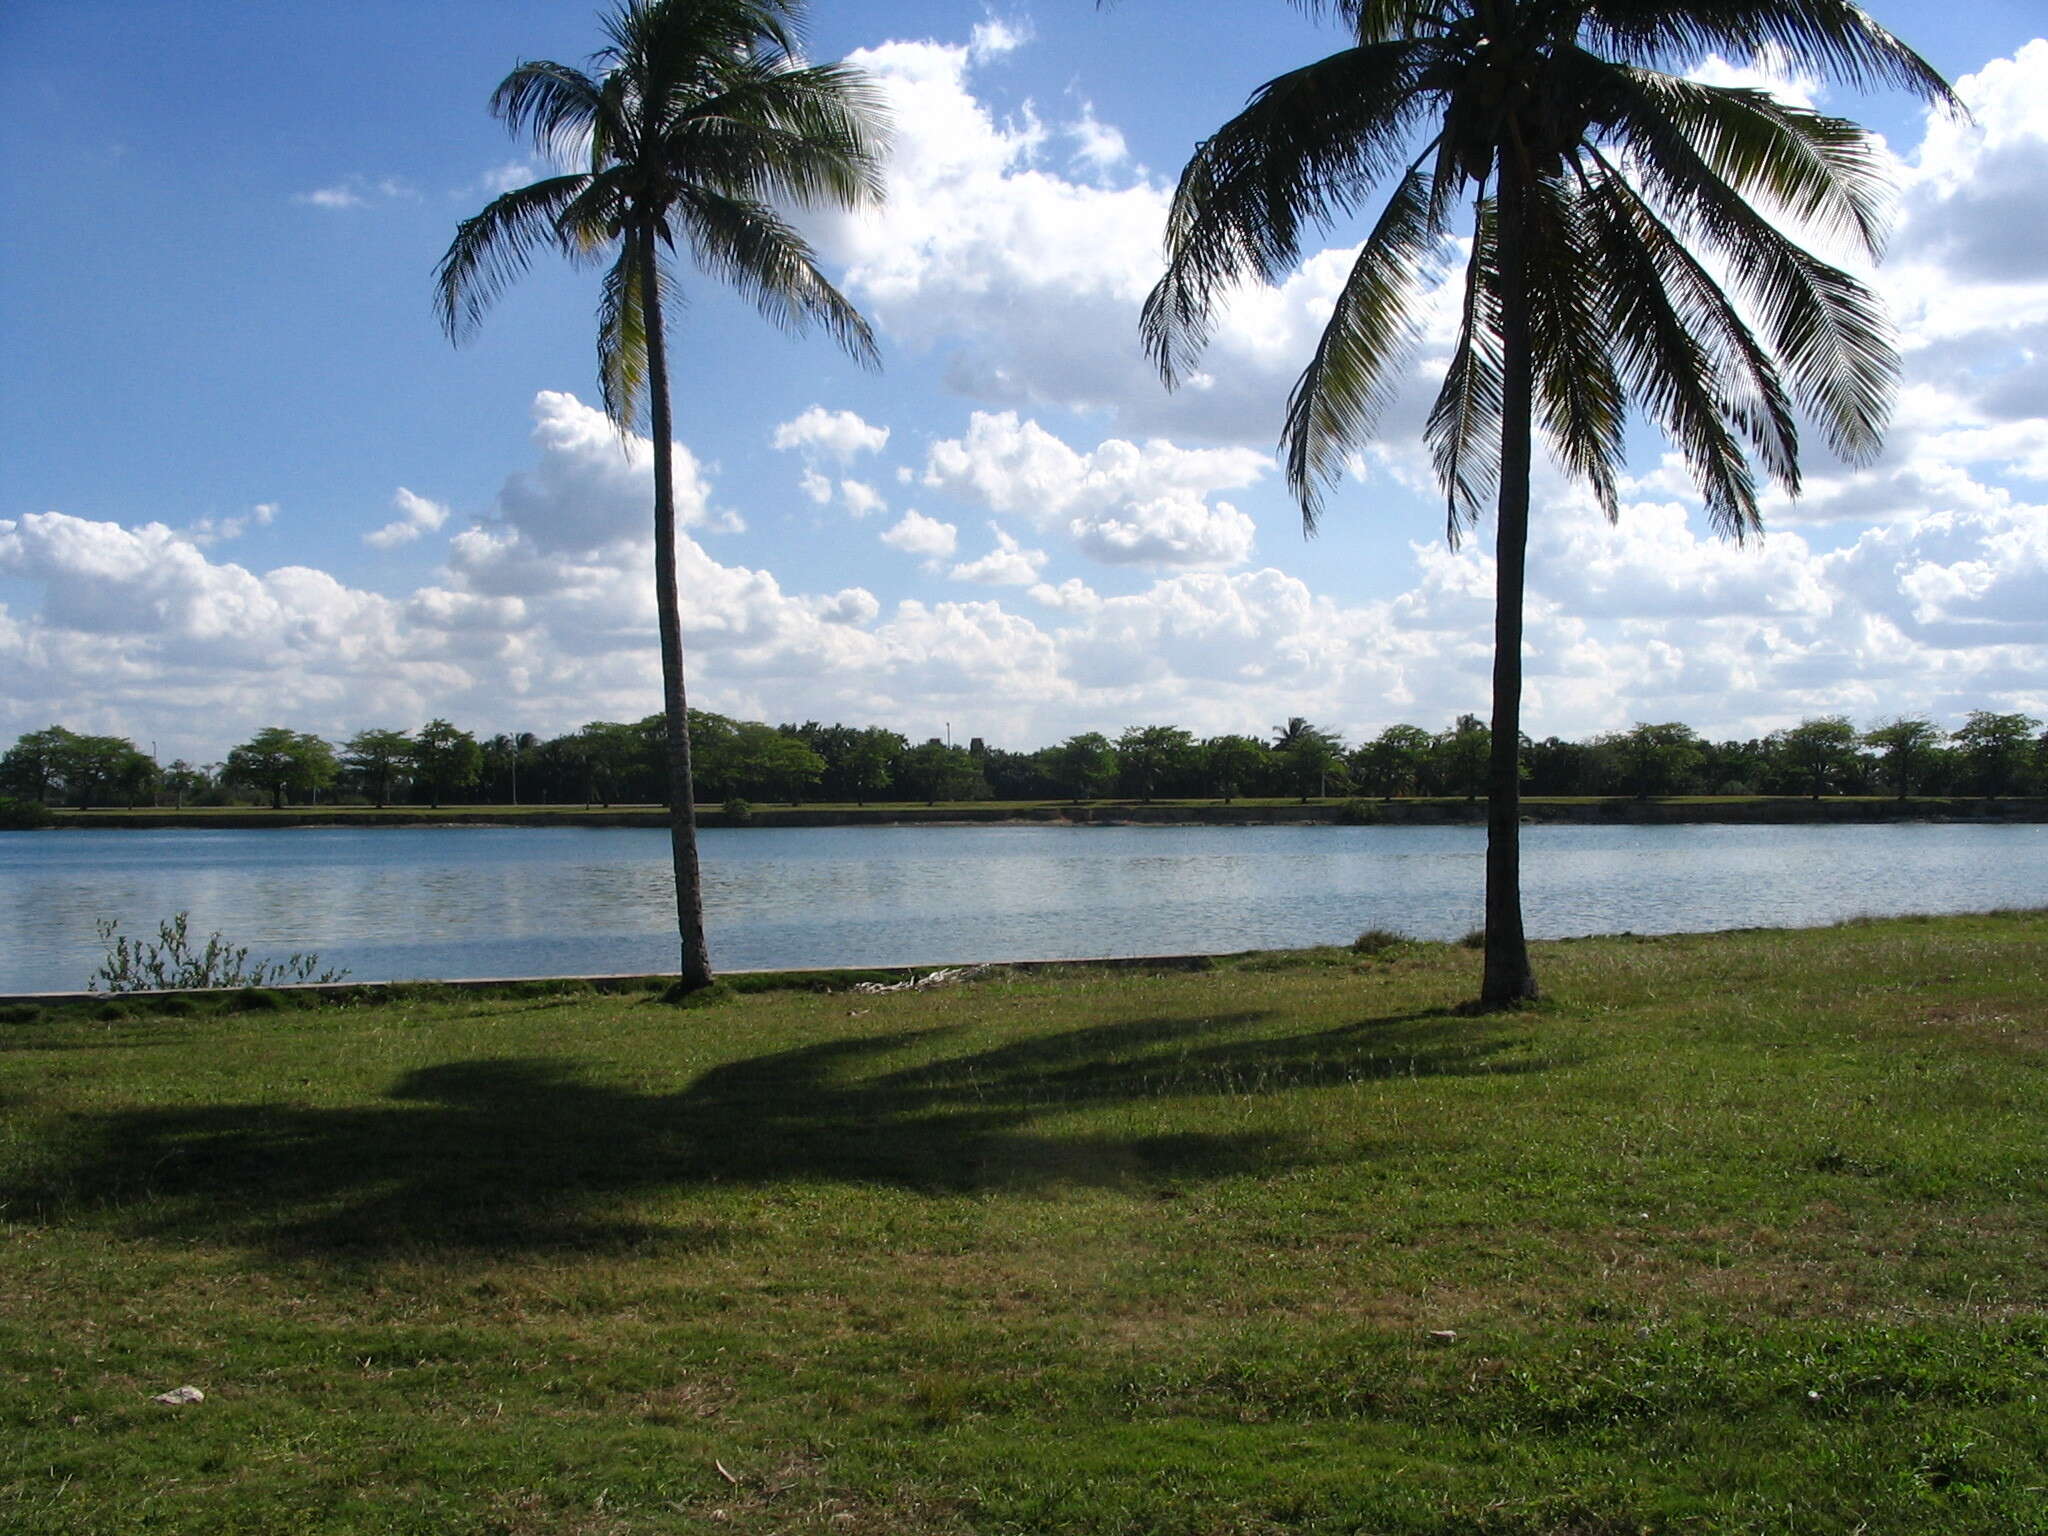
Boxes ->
[1142,0,1953,1003]
[437,0,885,990]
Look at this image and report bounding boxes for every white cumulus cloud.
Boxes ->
[880,509,959,561]
[771,404,891,460]
[365,488,453,549]
[949,525,1048,586]
[922,411,1266,569]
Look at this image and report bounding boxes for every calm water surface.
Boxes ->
[3,821,2044,992]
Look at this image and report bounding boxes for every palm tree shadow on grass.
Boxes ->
[12,1005,1557,1262]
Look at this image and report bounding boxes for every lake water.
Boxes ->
[3,822,2044,994]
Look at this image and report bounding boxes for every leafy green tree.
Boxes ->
[898,741,982,806]
[110,741,159,808]
[978,745,1054,801]
[575,721,645,806]
[685,711,743,803]
[342,728,413,808]
[841,726,906,805]
[523,733,585,805]
[726,722,827,804]
[1202,733,1270,803]
[411,719,484,808]
[1861,716,1942,800]
[160,759,210,810]
[1116,725,1197,802]
[1523,734,1595,796]
[1952,710,2042,799]
[1352,724,1433,797]
[1612,721,1705,798]
[437,0,885,990]
[1702,737,1772,796]
[1043,732,1121,802]
[1,725,77,805]
[48,733,147,810]
[225,728,338,809]
[1141,1,1951,1002]
[1774,715,1860,798]
[1428,715,1491,800]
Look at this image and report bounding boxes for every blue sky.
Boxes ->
[3,0,2045,764]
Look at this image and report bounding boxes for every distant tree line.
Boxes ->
[6,710,2047,815]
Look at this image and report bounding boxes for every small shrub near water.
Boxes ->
[0,796,55,830]
[1335,797,1382,825]
[722,795,753,825]
[1459,926,1487,949]
[90,912,348,994]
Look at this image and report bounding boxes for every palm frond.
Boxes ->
[1576,164,1765,539]
[491,60,608,166]
[1601,68,1890,253]
[555,171,631,260]
[1578,153,1801,494]
[1281,154,1453,529]
[603,0,803,87]
[1583,0,1959,109]
[1144,39,1435,385]
[445,0,883,374]
[1425,199,1506,542]
[672,189,878,368]
[1604,91,1897,461]
[595,245,651,427]
[1520,174,1630,523]
[667,59,890,208]
[592,69,637,171]
[602,240,699,434]
[435,174,592,342]
[1289,1,1448,42]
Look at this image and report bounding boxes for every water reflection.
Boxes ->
[2,821,2043,992]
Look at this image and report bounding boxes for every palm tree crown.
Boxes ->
[1146,0,1953,1002]
[437,0,885,989]
[437,0,885,421]
[1151,0,1952,537]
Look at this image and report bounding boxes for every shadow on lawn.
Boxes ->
[10,1004,1551,1260]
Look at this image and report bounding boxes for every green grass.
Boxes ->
[3,914,2045,1533]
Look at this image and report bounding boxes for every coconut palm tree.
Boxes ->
[437,0,885,990]
[1142,0,1953,1003]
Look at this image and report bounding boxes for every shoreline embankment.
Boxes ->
[32,795,2048,831]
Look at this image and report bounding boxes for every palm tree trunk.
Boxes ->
[637,224,714,990]
[1482,166,1540,1006]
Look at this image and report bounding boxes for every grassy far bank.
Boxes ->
[3,914,2045,1534]
[37,792,2048,830]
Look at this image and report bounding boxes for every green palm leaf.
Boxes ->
[1426,200,1506,538]
[1282,154,1454,527]
[434,174,593,342]
[1145,39,1435,384]
[1521,175,1629,524]
[673,187,878,366]
[1583,0,1958,105]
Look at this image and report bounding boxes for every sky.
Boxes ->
[2,0,2045,767]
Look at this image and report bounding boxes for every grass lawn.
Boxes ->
[3,914,2044,1534]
